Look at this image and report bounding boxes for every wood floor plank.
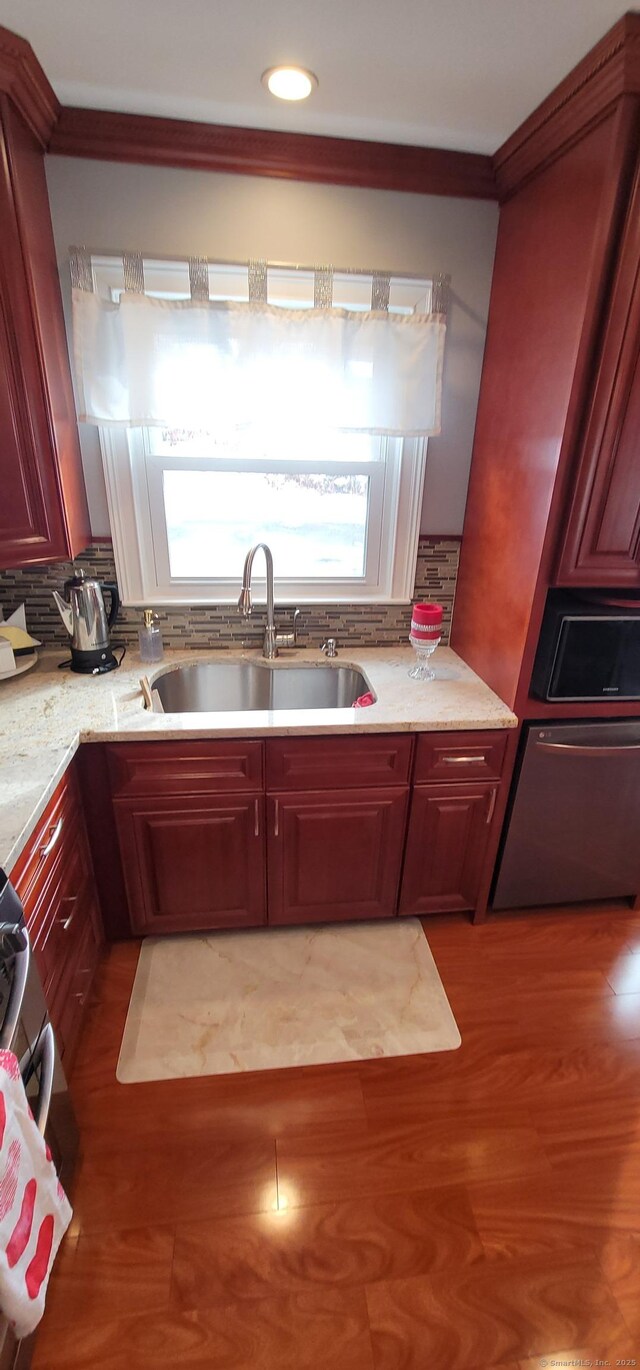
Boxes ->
[276,1115,549,1208]
[171,1186,484,1310]
[599,1231,640,1338]
[468,1164,640,1263]
[74,1064,367,1150]
[360,1035,640,1124]
[33,1287,375,1370]
[32,1225,175,1331]
[606,951,640,995]
[71,1134,278,1234]
[366,1256,629,1370]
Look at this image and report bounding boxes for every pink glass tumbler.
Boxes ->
[409,602,443,680]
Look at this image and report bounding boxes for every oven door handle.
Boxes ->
[20,1023,55,1136]
[0,933,30,1052]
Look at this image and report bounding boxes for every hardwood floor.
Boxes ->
[33,904,640,1369]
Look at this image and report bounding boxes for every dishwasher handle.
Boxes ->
[536,740,640,757]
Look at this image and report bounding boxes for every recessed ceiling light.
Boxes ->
[262,66,318,101]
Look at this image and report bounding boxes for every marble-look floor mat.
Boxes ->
[116,919,461,1082]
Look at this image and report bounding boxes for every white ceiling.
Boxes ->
[0,0,632,154]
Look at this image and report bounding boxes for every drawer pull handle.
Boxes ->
[274,799,279,838]
[40,818,63,859]
[441,755,485,765]
[59,910,75,933]
[254,799,260,838]
[486,787,498,825]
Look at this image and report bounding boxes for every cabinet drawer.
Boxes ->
[29,841,95,1006]
[50,911,101,1068]
[12,769,81,917]
[414,731,508,784]
[266,735,413,791]
[107,741,264,797]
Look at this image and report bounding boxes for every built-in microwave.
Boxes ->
[531,591,640,702]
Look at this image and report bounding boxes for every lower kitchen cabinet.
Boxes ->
[113,793,267,934]
[399,782,498,916]
[267,788,409,925]
[93,732,509,935]
[12,764,102,1071]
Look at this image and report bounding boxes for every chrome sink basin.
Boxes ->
[150,660,374,713]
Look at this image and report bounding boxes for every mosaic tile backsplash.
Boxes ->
[0,537,459,652]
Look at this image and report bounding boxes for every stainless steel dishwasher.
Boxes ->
[493,720,640,909]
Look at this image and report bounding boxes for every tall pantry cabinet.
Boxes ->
[452,14,640,715]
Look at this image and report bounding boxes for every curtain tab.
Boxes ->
[123,252,145,294]
[313,267,334,309]
[432,274,450,317]
[371,273,391,311]
[189,257,210,302]
[69,247,93,293]
[248,260,268,303]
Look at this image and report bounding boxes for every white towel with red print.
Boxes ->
[0,1050,72,1337]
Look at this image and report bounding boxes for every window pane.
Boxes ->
[149,427,381,462]
[162,470,369,579]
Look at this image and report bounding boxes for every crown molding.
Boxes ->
[0,24,59,145]
[494,11,640,200]
[49,106,497,200]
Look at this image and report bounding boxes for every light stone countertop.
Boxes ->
[0,645,516,877]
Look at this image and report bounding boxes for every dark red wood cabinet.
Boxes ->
[557,160,640,586]
[100,732,507,933]
[0,53,90,569]
[399,782,497,916]
[267,788,409,925]
[12,764,102,1072]
[450,17,640,715]
[113,793,266,934]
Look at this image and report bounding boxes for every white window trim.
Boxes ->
[100,428,427,607]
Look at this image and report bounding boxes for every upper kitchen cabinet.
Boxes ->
[452,14,640,712]
[556,160,640,585]
[0,26,89,569]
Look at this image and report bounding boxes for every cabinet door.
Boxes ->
[267,788,408,925]
[114,794,266,934]
[557,163,640,585]
[0,109,89,568]
[399,782,496,916]
[0,131,66,564]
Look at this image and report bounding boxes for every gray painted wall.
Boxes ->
[45,156,498,536]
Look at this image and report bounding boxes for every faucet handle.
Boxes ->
[321,638,338,658]
[274,607,301,650]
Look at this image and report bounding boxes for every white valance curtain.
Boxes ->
[71,257,447,437]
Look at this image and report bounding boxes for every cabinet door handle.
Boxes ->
[441,755,484,765]
[254,799,260,838]
[274,799,279,838]
[486,786,498,825]
[40,817,63,859]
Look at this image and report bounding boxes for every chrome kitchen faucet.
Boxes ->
[238,543,300,659]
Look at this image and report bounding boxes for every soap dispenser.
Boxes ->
[138,609,164,663]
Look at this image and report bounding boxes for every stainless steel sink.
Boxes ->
[150,660,374,713]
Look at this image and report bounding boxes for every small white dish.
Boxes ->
[0,651,38,683]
